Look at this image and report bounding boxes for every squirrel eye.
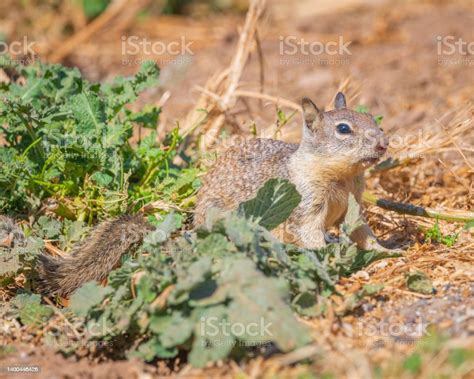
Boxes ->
[336,123,352,134]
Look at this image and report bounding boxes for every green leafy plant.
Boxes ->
[11,293,54,327]
[0,58,198,221]
[424,219,459,247]
[378,328,474,378]
[61,182,394,367]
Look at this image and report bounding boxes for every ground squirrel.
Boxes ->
[1,92,391,297]
[195,92,390,251]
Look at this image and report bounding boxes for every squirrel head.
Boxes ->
[300,92,389,172]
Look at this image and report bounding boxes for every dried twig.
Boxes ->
[182,0,267,150]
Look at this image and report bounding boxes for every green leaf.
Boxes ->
[133,337,178,361]
[143,213,177,248]
[355,105,369,113]
[464,219,474,230]
[403,352,422,373]
[35,216,62,240]
[355,105,383,125]
[12,293,53,327]
[374,115,383,125]
[171,257,213,302]
[136,274,157,303]
[82,0,110,19]
[68,282,112,317]
[196,234,235,257]
[238,178,301,230]
[149,312,194,348]
[90,171,113,187]
[59,220,90,250]
[292,292,319,317]
[70,90,106,133]
[340,193,364,238]
[405,271,434,295]
[126,105,160,129]
[361,283,384,295]
[188,305,235,368]
[449,348,472,368]
[217,258,310,351]
[342,283,384,313]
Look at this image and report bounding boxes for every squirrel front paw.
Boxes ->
[364,238,404,253]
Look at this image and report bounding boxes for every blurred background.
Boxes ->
[0,0,472,137]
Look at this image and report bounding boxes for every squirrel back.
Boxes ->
[194,139,298,225]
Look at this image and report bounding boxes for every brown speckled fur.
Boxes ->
[195,93,392,251]
[195,138,298,223]
[37,215,154,298]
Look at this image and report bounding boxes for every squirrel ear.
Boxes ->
[334,92,347,110]
[301,97,322,130]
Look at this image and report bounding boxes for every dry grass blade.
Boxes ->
[388,103,474,171]
[269,344,321,366]
[182,0,267,149]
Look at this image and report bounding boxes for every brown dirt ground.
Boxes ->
[0,0,473,378]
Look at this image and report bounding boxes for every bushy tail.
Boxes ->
[37,215,154,298]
